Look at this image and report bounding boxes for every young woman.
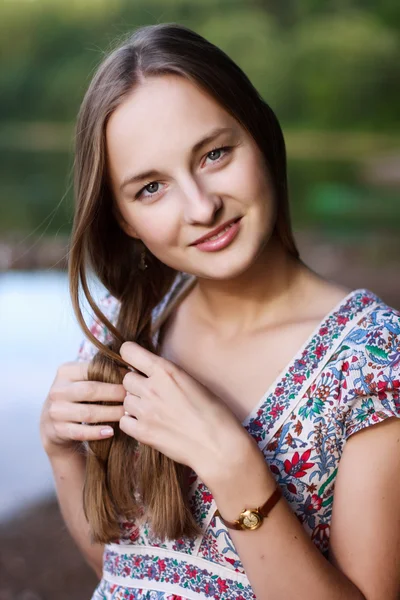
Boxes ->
[40,23,400,600]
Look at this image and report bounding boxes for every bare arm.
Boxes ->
[49,449,104,578]
[40,361,126,579]
[205,418,400,600]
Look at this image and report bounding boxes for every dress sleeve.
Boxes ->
[341,304,400,440]
[76,293,120,362]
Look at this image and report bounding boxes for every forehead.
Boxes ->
[107,74,233,140]
[106,75,238,181]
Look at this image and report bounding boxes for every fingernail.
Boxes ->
[100,427,114,437]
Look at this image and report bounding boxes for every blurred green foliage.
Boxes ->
[1,0,399,128]
[0,0,399,237]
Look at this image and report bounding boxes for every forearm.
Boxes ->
[206,441,365,600]
[48,448,104,578]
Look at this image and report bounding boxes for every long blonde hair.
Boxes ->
[69,23,299,543]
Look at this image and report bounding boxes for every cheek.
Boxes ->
[131,206,180,251]
[249,156,273,197]
[228,152,273,207]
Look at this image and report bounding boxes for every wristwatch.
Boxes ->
[214,485,282,531]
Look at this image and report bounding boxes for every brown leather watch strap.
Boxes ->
[215,485,282,531]
[259,485,282,518]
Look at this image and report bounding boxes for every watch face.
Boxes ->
[241,510,262,530]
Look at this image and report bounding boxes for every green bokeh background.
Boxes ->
[0,0,399,253]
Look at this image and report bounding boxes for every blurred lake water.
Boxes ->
[0,271,99,522]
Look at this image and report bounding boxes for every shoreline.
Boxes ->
[2,232,399,310]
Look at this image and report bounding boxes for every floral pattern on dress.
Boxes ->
[96,547,254,600]
[244,290,376,445]
[197,515,247,575]
[261,301,400,554]
[76,283,400,599]
[93,583,189,600]
[185,289,380,551]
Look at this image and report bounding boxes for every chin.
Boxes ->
[188,251,257,281]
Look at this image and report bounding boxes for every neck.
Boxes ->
[191,234,309,336]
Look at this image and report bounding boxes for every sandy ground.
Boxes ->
[0,496,98,600]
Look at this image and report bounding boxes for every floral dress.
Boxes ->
[77,274,400,600]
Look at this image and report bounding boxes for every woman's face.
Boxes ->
[106,74,276,280]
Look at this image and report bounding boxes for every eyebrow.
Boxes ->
[119,126,234,192]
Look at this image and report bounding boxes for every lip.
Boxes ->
[189,217,241,246]
[190,217,242,252]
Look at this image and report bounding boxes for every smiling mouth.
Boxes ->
[190,217,242,246]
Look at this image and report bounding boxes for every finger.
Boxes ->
[119,414,147,444]
[120,342,158,377]
[70,381,126,403]
[122,371,150,397]
[59,422,116,442]
[52,401,125,424]
[123,393,145,419]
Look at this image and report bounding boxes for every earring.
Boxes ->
[139,247,148,271]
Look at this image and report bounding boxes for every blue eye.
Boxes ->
[144,182,159,194]
[208,149,223,161]
[136,181,161,200]
[205,146,231,165]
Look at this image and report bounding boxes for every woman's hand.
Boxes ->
[40,361,126,459]
[119,342,256,486]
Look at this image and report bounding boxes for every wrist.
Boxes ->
[215,485,282,531]
[201,434,276,516]
[44,441,85,463]
[195,430,253,485]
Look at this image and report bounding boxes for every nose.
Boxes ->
[182,178,223,226]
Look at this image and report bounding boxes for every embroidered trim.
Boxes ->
[103,544,255,600]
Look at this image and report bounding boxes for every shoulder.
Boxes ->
[336,293,399,381]
[344,294,400,347]
[76,292,121,362]
[327,292,400,440]
[75,272,191,362]
[327,290,399,369]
